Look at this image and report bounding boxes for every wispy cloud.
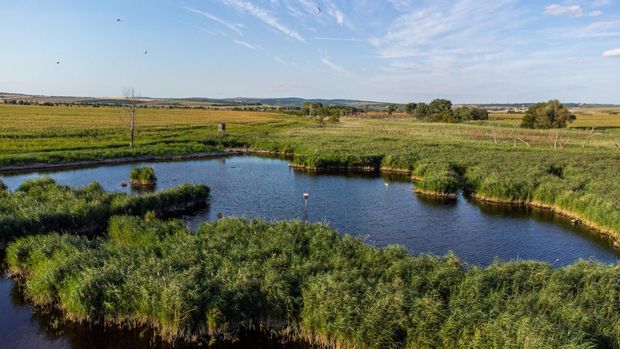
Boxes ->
[576,20,620,37]
[222,0,305,42]
[183,6,243,35]
[273,55,298,66]
[323,0,346,26]
[544,4,604,17]
[233,39,260,50]
[313,36,364,42]
[370,0,524,59]
[544,4,584,17]
[602,48,620,57]
[321,56,355,77]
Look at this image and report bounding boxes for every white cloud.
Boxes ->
[370,0,522,59]
[544,4,583,17]
[233,39,260,50]
[602,48,620,57]
[314,36,364,42]
[323,0,345,26]
[321,57,355,77]
[183,6,243,35]
[577,20,620,37]
[222,0,305,42]
[589,10,603,16]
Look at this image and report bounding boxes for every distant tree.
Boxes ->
[405,103,417,115]
[428,99,452,116]
[413,103,430,120]
[363,104,370,116]
[454,106,489,121]
[386,104,398,116]
[120,87,139,147]
[521,100,576,129]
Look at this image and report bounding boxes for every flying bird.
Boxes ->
[56,61,60,64]
[144,50,148,55]
[116,18,121,22]
[316,6,321,14]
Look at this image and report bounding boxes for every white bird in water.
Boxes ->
[384,182,389,190]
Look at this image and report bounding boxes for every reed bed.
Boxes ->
[7,217,620,348]
[0,178,209,245]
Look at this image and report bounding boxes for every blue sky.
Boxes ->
[1,0,619,103]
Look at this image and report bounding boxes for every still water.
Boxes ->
[1,155,617,348]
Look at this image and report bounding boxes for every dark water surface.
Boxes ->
[1,155,618,348]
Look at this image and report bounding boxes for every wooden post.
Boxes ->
[218,123,226,132]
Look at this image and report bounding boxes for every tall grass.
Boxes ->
[7,217,620,348]
[0,178,209,245]
[1,104,618,239]
[130,166,157,187]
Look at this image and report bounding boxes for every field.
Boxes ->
[487,107,620,129]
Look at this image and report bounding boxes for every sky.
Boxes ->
[1,0,619,103]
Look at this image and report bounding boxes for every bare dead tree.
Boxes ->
[120,87,139,147]
[582,125,596,148]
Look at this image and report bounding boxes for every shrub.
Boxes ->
[521,100,576,129]
[130,166,157,187]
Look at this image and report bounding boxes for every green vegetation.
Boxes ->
[413,162,462,197]
[130,166,157,187]
[386,104,398,116]
[406,99,488,123]
[454,106,489,121]
[0,104,618,240]
[7,216,620,348]
[295,102,357,123]
[0,177,209,244]
[521,100,576,129]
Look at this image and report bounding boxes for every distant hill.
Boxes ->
[1,92,617,109]
[0,93,385,108]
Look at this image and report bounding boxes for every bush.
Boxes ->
[130,166,157,187]
[413,162,462,196]
[521,100,576,129]
[454,106,489,121]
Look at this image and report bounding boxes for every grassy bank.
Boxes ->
[1,104,619,240]
[7,216,620,348]
[0,177,209,245]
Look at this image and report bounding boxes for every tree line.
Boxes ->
[403,99,489,123]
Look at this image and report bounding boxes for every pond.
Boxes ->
[1,155,617,348]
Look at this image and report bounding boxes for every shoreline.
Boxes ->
[1,150,617,248]
[470,193,619,248]
[0,151,240,174]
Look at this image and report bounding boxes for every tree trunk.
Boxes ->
[129,117,135,147]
